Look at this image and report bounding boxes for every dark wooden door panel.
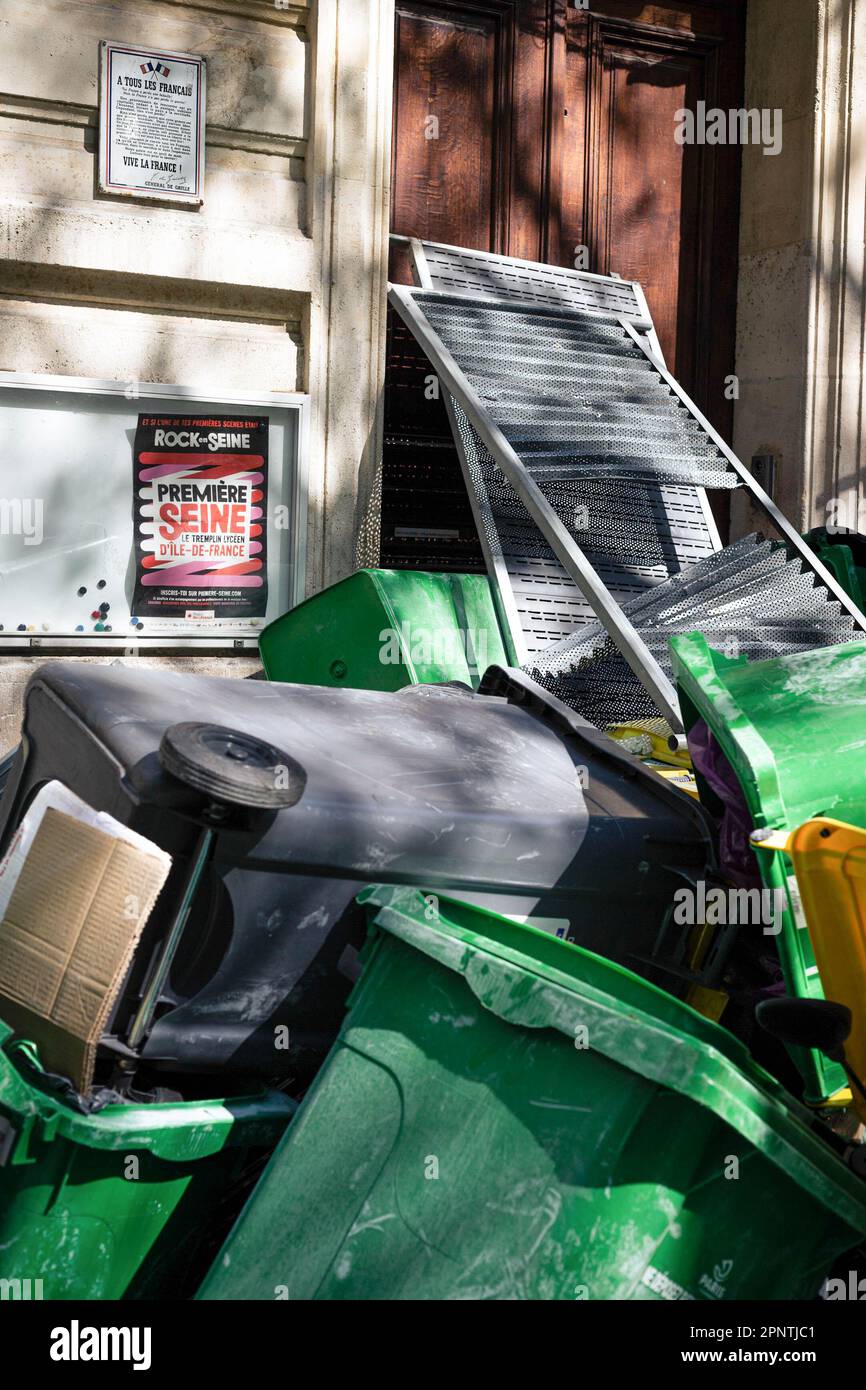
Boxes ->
[591,38,704,386]
[385,1,533,572]
[391,6,501,258]
[565,1,745,439]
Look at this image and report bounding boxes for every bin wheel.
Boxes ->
[159,722,306,809]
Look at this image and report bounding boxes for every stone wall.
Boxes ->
[733,0,866,545]
[0,0,394,751]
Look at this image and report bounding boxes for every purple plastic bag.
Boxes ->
[688,719,762,888]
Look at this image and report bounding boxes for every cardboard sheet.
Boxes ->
[0,784,172,1092]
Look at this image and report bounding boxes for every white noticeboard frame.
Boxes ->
[98,40,206,204]
[0,374,309,651]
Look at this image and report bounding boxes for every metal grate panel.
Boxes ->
[416,239,647,321]
[389,249,866,728]
[419,293,738,491]
[449,398,718,659]
[527,536,863,726]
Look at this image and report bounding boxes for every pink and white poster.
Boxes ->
[133,414,267,621]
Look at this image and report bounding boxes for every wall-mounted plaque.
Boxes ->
[98,40,206,204]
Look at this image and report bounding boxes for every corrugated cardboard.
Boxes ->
[0,806,171,1092]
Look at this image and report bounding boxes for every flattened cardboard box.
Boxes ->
[0,807,171,1092]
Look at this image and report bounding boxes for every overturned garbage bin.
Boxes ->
[0,662,727,1097]
[0,1019,293,1300]
[198,887,866,1302]
[669,631,866,1104]
[259,567,507,691]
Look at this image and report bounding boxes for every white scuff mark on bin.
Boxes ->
[347,1212,396,1239]
[193,984,284,1017]
[464,833,513,850]
[528,1098,591,1113]
[295,905,330,932]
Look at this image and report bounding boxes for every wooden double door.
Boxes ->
[380,0,746,569]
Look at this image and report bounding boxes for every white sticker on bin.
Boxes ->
[642,1265,695,1301]
[786,872,810,931]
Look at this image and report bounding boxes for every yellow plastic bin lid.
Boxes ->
[754,818,866,1120]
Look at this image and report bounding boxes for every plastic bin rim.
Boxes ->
[360,886,866,1231]
[668,632,785,823]
[0,1022,295,1159]
[361,881,764,1071]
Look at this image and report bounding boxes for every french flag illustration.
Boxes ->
[140,60,171,77]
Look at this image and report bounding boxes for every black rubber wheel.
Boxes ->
[159,722,306,809]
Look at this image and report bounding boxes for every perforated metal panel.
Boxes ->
[388,251,866,728]
[416,239,647,322]
[527,536,863,726]
[449,397,718,660]
[419,293,738,491]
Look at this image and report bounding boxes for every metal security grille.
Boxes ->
[415,237,647,321]
[423,293,737,491]
[526,536,863,726]
[449,397,719,659]
[389,242,866,730]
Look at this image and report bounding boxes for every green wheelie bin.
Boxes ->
[259,568,507,690]
[669,631,866,1104]
[0,1019,294,1299]
[199,887,866,1301]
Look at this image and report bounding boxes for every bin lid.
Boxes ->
[360,884,866,1231]
[669,632,866,833]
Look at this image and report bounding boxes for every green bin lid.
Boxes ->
[669,631,866,832]
[359,884,866,1233]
